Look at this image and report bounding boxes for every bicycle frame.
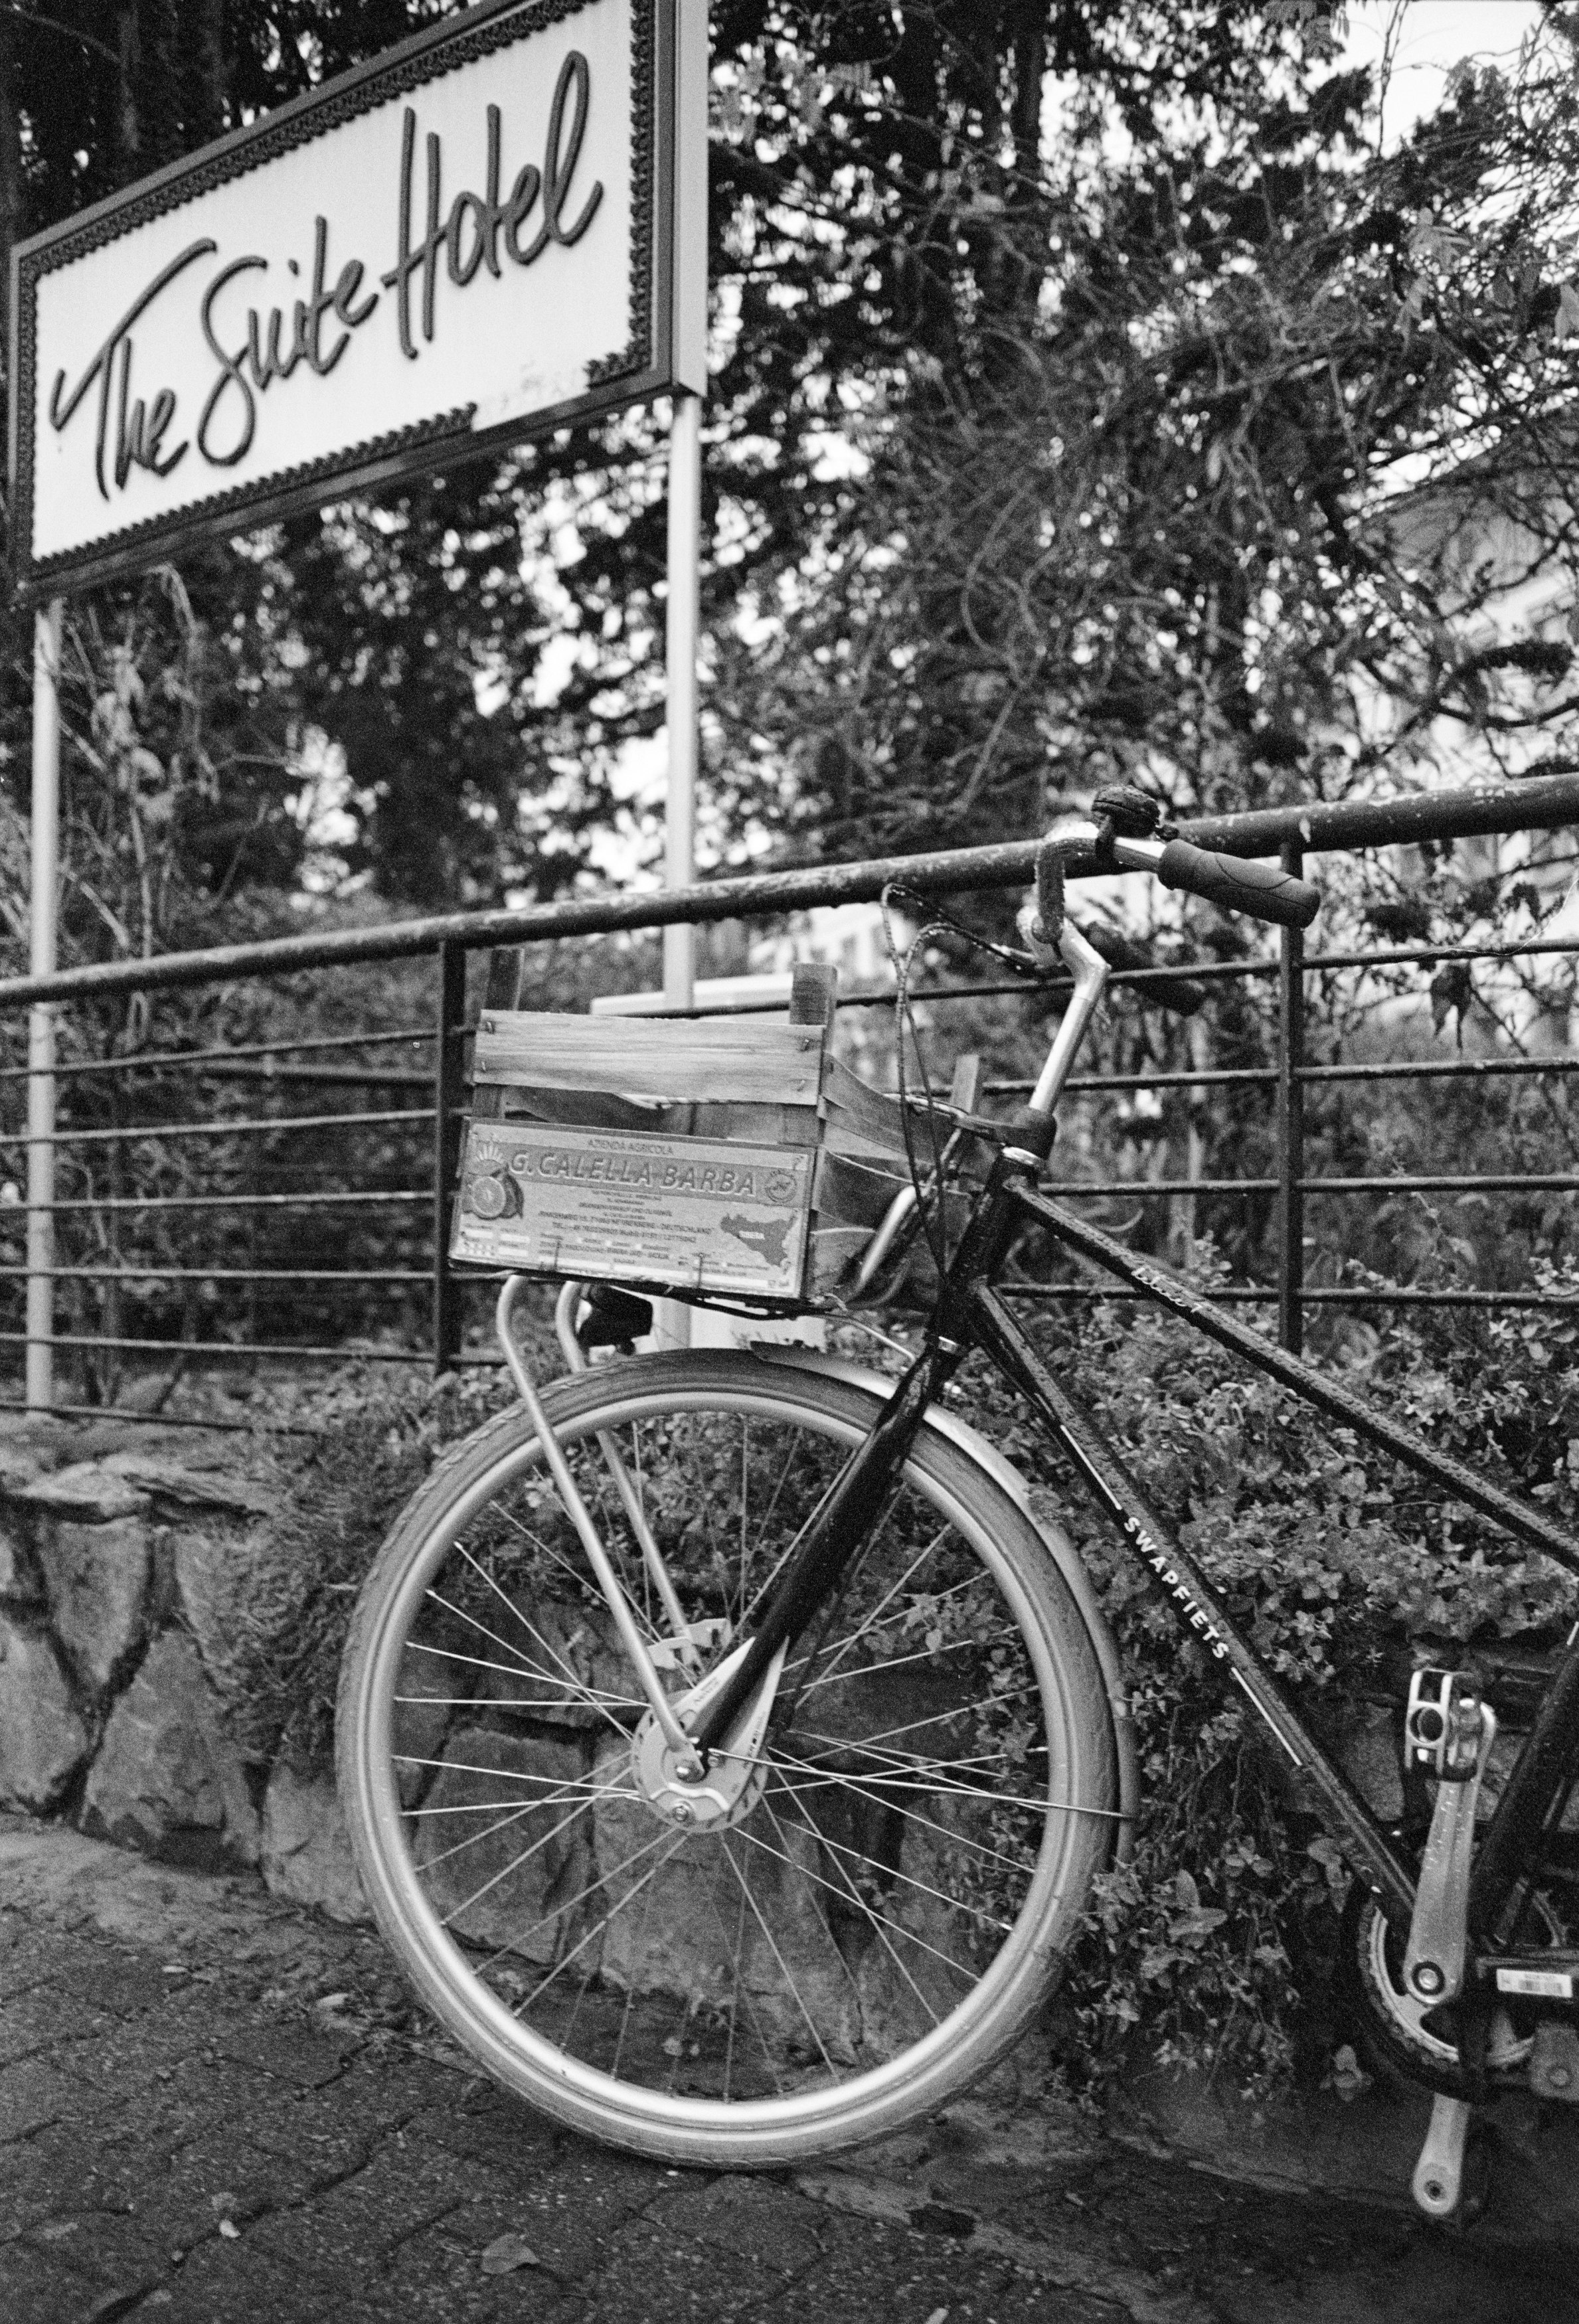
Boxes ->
[689,1138,1579,1971]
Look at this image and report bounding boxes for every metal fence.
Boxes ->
[4,771,1579,1422]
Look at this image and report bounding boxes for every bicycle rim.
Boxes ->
[337,1351,1116,2165]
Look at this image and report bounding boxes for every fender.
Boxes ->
[756,1341,1137,1858]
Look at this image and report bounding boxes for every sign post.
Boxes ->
[25,599,60,1410]
[9,0,708,1402]
[663,386,701,1015]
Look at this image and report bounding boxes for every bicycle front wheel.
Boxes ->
[337,1350,1118,2166]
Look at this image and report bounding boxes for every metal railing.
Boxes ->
[3,770,1578,1418]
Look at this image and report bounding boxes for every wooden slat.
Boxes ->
[823,1059,909,1156]
[789,962,839,1028]
[470,950,531,1121]
[473,1011,826,1106]
[813,1147,910,1228]
[489,1086,823,1149]
[950,1053,982,1113]
[806,1223,873,1295]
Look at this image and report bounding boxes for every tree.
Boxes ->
[697,5,1579,861]
[7,1,1579,946]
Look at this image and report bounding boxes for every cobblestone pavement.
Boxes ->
[3,1820,1576,2324]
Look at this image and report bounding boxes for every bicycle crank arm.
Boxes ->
[497,1276,701,1774]
[1402,1669,1497,2009]
[1412,2093,1473,2220]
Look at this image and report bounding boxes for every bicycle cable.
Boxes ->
[878,880,1049,1277]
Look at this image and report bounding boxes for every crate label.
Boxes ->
[451,1122,811,1299]
[1495,1967,1574,2000]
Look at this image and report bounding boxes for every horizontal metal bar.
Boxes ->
[1003,1284,1579,1309]
[820,938,1579,1023]
[0,1397,315,1434]
[1038,1175,1579,1197]
[200,1062,440,1090]
[989,1054,1579,1098]
[989,1069,1276,1097]
[0,1331,433,1363]
[1299,934,1579,977]
[1301,1055,1579,1086]
[0,1025,434,1080]
[0,1274,430,1292]
[0,1189,428,1216]
[1,773,1575,1013]
[0,1105,435,1150]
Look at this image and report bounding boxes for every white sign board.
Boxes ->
[9,0,705,597]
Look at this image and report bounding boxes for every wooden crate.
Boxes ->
[449,959,920,1308]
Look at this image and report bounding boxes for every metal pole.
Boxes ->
[1276,839,1306,1355]
[431,939,466,1375]
[658,390,702,1353]
[27,599,62,1410]
[663,389,701,1013]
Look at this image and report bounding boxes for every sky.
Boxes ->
[1340,1,1547,145]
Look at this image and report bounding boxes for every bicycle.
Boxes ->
[336,791,1579,2218]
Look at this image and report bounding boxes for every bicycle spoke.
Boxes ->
[756,1793,956,2009]
[767,1750,1039,1898]
[426,1781,616,1924]
[799,1524,958,1689]
[424,1589,635,1742]
[715,1837,841,2081]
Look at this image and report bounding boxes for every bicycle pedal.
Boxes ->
[1405,1667,1489,1780]
[1530,2021,1579,2103]
[1412,2092,1474,2220]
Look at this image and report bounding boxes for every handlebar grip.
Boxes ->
[1156,840,1320,929]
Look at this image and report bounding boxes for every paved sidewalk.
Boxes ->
[1,1819,1574,2324]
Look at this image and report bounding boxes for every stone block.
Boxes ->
[36,1515,151,1695]
[0,1513,40,1606]
[0,1616,89,1811]
[80,1631,259,1869]
[592,1740,864,2064]
[171,1526,268,1729]
[101,1454,274,1516]
[260,1762,369,1924]
[0,1449,42,1496]
[14,1463,148,1521]
[1337,1705,1404,1823]
[412,1724,595,1960]
[475,1600,637,1728]
[393,1641,463,1805]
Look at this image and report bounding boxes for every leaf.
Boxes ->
[1167,1906,1229,1945]
[1556,284,1579,343]
[1430,961,1475,1037]
[480,2234,540,2276]
[1327,2044,1371,2103]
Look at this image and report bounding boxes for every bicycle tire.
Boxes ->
[337,1349,1119,2167]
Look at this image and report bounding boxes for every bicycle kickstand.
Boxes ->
[1400,1668,1498,2221]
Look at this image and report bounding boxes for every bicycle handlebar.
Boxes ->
[1154,838,1320,930]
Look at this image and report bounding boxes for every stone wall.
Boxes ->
[0,1414,367,1923]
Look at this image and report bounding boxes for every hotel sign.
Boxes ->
[8,0,706,597]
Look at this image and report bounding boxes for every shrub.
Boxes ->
[205,1359,525,1766]
[953,1214,1579,2096]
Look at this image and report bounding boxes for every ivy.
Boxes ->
[949,1236,1579,2096]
